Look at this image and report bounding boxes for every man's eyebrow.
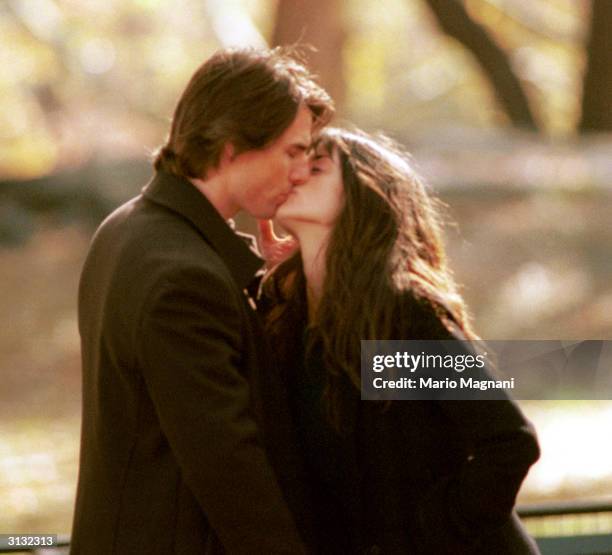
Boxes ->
[290,142,310,151]
[312,153,332,161]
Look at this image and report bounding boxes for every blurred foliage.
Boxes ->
[1,0,218,178]
[0,0,599,180]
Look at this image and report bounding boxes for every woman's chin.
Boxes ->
[274,209,300,235]
[275,205,293,224]
[274,213,292,230]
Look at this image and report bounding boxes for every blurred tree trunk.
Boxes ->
[422,0,538,130]
[579,0,612,132]
[271,0,346,113]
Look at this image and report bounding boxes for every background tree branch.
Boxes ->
[422,0,538,130]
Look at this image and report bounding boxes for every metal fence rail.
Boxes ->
[518,499,612,518]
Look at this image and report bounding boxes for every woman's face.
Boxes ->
[275,144,345,230]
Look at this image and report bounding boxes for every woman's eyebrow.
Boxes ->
[312,153,332,161]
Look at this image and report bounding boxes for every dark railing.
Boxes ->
[2,500,612,554]
[519,499,612,518]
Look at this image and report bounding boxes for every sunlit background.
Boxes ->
[1,0,611,537]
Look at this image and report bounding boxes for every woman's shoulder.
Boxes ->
[396,289,466,341]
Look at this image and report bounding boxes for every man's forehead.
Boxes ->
[284,105,314,142]
[285,128,311,150]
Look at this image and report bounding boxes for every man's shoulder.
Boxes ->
[99,193,195,235]
[95,194,218,258]
[85,194,233,293]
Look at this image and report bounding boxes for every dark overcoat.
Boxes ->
[71,171,314,554]
[270,291,541,555]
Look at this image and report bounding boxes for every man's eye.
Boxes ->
[310,166,322,175]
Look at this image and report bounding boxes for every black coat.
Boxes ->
[71,171,314,554]
[271,291,541,555]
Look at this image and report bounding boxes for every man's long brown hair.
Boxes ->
[154,47,334,179]
[263,128,477,425]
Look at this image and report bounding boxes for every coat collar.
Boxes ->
[142,170,264,289]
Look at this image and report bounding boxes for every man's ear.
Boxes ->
[219,143,236,168]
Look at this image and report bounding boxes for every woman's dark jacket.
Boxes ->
[261,287,541,555]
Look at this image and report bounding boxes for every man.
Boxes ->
[71,47,333,554]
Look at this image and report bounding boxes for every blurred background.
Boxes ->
[1,0,611,540]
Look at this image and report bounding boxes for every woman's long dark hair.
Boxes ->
[263,128,477,426]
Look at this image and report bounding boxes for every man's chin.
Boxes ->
[264,200,290,220]
[247,207,276,220]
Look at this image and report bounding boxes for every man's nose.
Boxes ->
[289,159,309,186]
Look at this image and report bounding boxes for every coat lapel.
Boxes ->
[142,171,264,289]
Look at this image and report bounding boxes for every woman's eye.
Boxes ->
[310,166,322,175]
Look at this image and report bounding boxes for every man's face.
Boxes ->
[225,104,313,219]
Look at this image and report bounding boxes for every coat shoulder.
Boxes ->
[92,195,231,286]
[395,290,464,341]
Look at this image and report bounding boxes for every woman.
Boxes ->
[262,128,541,554]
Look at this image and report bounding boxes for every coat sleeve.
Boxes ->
[400,299,540,552]
[413,397,540,552]
[138,266,306,554]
